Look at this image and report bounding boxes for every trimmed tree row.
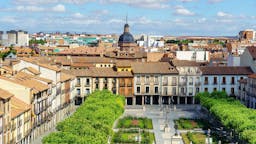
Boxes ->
[42,90,125,144]
[196,91,256,144]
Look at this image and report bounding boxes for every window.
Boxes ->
[181,87,185,94]
[222,77,226,84]
[136,76,140,84]
[155,87,159,94]
[172,77,177,85]
[77,88,81,95]
[164,87,168,95]
[222,88,226,92]
[163,77,168,85]
[231,77,235,84]
[231,88,235,94]
[196,87,200,93]
[213,88,217,91]
[136,87,140,93]
[145,76,150,84]
[104,83,108,89]
[189,77,193,85]
[95,84,99,89]
[85,89,90,95]
[154,76,159,84]
[204,77,208,84]
[189,88,193,96]
[204,88,208,92]
[77,78,81,85]
[213,77,217,84]
[146,86,150,93]
[172,87,176,95]
[86,78,90,86]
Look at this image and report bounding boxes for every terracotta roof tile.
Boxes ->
[131,62,178,74]
[25,67,40,75]
[248,74,256,79]
[171,60,208,67]
[60,72,75,82]
[0,88,13,100]
[200,66,253,75]
[10,97,30,118]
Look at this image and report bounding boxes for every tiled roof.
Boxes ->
[131,62,178,74]
[200,66,253,75]
[63,68,133,78]
[21,57,61,72]
[0,88,13,100]
[11,97,30,119]
[60,72,75,82]
[26,67,40,75]
[248,74,256,79]
[147,52,164,62]
[115,60,132,67]
[171,60,207,67]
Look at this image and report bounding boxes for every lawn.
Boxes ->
[174,118,209,130]
[117,117,153,129]
[112,129,155,144]
[181,132,207,144]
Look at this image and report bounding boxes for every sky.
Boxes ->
[0,0,256,36]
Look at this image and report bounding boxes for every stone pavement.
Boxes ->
[124,105,203,144]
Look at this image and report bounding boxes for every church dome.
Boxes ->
[118,32,134,43]
[118,23,134,43]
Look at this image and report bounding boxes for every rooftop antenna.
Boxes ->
[126,14,128,24]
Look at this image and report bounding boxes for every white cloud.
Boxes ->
[217,11,232,17]
[197,18,207,23]
[103,0,169,9]
[180,0,195,2]
[73,12,84,18]
[0,16,17,23]
[52,4,65,12]
[174,5,195,16]
[208,0,224,3]
[16,5,44,12]
[13,0,93,5]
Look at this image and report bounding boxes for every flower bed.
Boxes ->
[174,118,209,130]
[117,117,153,129]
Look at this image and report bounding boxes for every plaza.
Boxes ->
[123,105,203,144]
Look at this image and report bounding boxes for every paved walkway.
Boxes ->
[124,105,203,144]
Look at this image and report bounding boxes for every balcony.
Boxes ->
[171,82,177,86]
[75,82,81,87]
[119,82,125,87]
[136,81,141,85]
[127,82,132,87]
[179,92,186,96]
[17,133,22,140]
[12,123,16,130]
[178,82,186,86]
[162,91,168,95]
[195,82,201,86]
[212,82,218,85]
[221,82,226,85]
[189,93,193,96]
[163,81,168,86]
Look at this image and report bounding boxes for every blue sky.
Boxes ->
[0,0,256,36]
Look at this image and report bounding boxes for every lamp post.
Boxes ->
[207,128,211,144]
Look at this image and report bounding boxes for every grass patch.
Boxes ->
[117,117,153,129]
[174,118,210,130]
[112,130,155,144]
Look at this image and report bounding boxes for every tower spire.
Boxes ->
[126,13,128,24]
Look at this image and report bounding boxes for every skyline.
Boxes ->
[0,0,256,36]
